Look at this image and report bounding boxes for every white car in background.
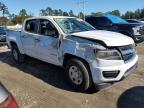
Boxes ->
[140,19,144,23]
[7,16,138,91]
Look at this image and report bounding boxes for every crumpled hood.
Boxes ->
[71,30,134,47]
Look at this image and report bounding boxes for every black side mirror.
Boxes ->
[45,29,59,38]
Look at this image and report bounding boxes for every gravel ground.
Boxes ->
[0,43,144,108]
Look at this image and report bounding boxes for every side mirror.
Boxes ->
[45,29,59,38]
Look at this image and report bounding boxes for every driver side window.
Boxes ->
[39,19,58,37]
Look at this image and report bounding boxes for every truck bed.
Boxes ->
[6,28,23,52]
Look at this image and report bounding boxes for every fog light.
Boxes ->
[103,70,120,78]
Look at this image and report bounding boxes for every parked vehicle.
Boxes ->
[85,14,144,43]
[0,83,19,108]
[0,26,7,43]
[7,16,138,91]
[140,19,144,23]
[126,19,143,24]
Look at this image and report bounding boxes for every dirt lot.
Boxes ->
[0,43,144,108]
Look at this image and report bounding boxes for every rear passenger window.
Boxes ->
[25,20,37,33]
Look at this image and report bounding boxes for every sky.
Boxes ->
[1,0,144,16]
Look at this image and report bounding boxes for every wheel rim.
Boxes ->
[13,49,18,60]
[68,66,83,85]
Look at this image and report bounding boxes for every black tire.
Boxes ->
[65,59,92,91]
[11,44,25,64]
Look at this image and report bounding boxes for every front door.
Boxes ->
[35,19,60,65]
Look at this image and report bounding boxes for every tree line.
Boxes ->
[0,2,144,25]
[91,9,144,19]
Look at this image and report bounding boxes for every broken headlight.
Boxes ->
[94,49,122,60]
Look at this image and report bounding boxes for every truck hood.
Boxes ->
[71,30,134,47]
[113,23,143,28]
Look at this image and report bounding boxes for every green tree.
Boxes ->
[123,11,134,19]
[78,12,84,20]
[0,2,9,17]
[69,10,74,17]
[109,10,120,16]
[19,9,27,16]
[8,13,16,21]
[91,12,103,16]
[46,7,53,15]
[53,9,59,16]
[0,17,8,25]
[40,9,47,16]
[58,9,63,16]
[14,9,30,24]
[28,11,34,17]
[0,2,9,25]
[63,12,69,16]
[134,9,141,19]
[140,8,144,18]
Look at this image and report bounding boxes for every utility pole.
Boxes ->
[77,0,87,21]
[77,0,80,19]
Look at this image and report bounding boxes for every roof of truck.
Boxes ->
[26,16,75,20]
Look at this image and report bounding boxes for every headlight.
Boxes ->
[132,26,141,36]
[94,49,122,60]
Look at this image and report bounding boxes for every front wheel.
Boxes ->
[11,45,25,64]
[65,59,92,91]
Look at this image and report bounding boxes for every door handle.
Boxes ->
[21,35,28,38]
[35,38,40,42]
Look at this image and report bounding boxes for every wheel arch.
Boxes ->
[9,41,17,48]
[63,53,91,73]
[9,41,24,54]
[63,53,94,89]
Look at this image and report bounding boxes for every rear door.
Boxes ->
[21,19,39,58]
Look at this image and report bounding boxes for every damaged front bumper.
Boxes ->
[89,54,138,90]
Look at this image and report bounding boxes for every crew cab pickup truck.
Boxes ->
[7,16,138,91]
[86,14,144,43]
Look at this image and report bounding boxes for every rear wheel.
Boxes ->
[65,59,92,91]
[11,45,25,64]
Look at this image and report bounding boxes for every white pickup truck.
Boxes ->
[7,16,138,91]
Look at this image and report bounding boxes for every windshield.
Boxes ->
[54,18,95,34]
[105,14,128,24]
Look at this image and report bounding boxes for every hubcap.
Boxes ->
[69,66,83,85]
[13,49,18,60]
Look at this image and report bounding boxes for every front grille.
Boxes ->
[119,45,135,62]
[123,53,134,61]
